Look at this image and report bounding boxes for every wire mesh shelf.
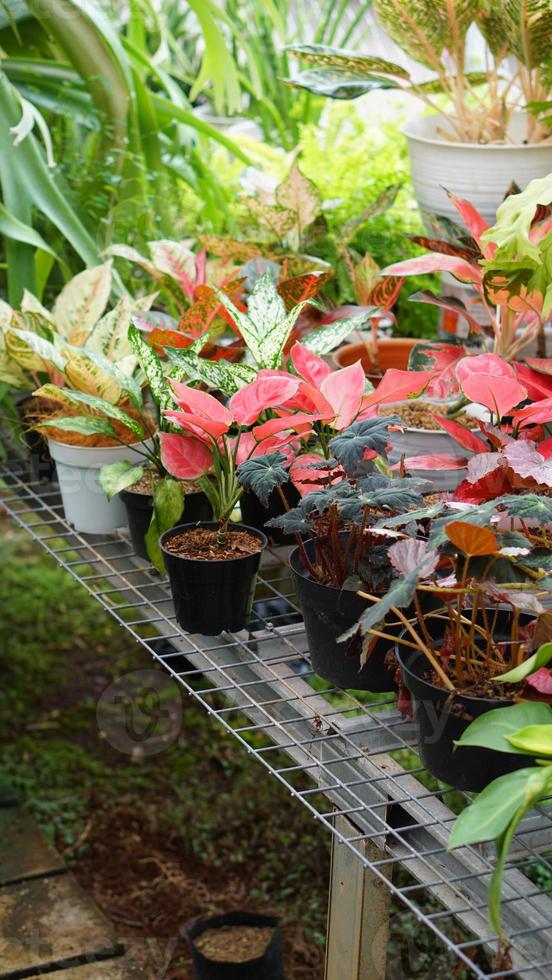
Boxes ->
[2,453,552,979]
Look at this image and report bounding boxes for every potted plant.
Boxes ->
[238,418,431,691]
[348,493,552,790]
[157,375,312,635]
[449,686,552,960]
[285,3,552,224]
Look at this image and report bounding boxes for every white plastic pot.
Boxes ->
[403,113,552,227]
[48,438,149,534]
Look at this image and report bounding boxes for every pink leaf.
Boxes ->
[514,363,552,401]
[163,409,227,440]
[291,341,332,386]
[391,454,468,471]
[388,539,439,577]
[456,355,526,416]
[361,369,434,412]
[170,381,233,426]
[229,374,300,425]
[513,397,552,427]
[525,668,552,695]
[382,254,482,284]
[252,412,322,440]
[436,416,484,454]
[503,441,552,486]
[290,453,343,496]
[319,360,365,429]
[159,432,212,479]
[447,193,494,256]
[466,453,504,484]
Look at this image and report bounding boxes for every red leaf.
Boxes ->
[522,668,552,702]
[436,416,483,454]
[454,467,512,503]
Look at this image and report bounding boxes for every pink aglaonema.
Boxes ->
[455,354,527,418]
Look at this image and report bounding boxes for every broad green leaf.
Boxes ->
[495,642,552,684]
[5,327,65,373]
[339,571,419,641]
[100,459,144,500]
[166,349,256,395]
[283,67,401,100]
[33,383,146,439]
[508,725,552,758]
[38,416,117,439]
[455,702,552,754]
[236,452,289,507]
[128,322,173,410]
[448,765,552,849]
[0,200,61,262]
[302,314,376,355]
[145,477,184,573]
[52,261,113,343]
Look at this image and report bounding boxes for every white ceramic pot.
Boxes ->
[403,113,552,227]
[48,438,149,534]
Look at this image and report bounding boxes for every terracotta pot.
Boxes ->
[333,338,418,383]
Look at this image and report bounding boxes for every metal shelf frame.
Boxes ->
[2,454,552,980]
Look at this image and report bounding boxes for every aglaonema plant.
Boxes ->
[449,667,552,957]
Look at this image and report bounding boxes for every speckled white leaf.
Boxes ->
[52,261,113,342]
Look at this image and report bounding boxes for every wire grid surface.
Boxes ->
[2,455,552,980]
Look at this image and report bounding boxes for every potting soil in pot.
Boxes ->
[194,925,274,963]
[380,403,474,430]
[163,528,262,560]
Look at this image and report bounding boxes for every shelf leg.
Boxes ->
[324,814,391,980]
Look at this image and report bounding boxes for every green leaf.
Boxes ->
[302,313,376,355]
[237,452,289,506]
[330,418,401,476]
[282,67,400,100]
[5,327,65,373]
[33,383,146,440]
[166,349,256,395]
[85,295,134,361]
[339,571,418,642]
[287,44,410,79]
[494,642,552,684]
[455,702,552,754]
[99,459,144,500]
[37,415,117,439]
[145,477,184,573]
[128,322,173,410]
[0,200,61,262]
[508,725,552,758]
[448,765,552,850]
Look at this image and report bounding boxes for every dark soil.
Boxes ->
[194,925,274,962]
[164,528,262,560]
[380,403,475,431]
[127,467,202,497]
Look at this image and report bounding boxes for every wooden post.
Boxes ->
[324,814,392,980]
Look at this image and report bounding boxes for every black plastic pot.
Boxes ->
[397,615,531,792]
[120,486,212,560]
[240,482,300,545]
[183,911,284,980]
[160,522,267,635]
[289,542,397,692]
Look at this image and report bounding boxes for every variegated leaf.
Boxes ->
[166,349,256,394]
[148,240,196,297]
[38,416,117,440]
[352,255,382,305]
[284,68,400,99]
[128,323,174,411]
[0,299,12,329]
[374,0,478,66]
[200,236,268,262]
[287,44,410,79]
[52,261,113,343]
[243,198,296,240]
[499,0,552,68]
[0,350,27,387]
[21,290,55,324]
[85,295,134,360]
[33,383,146,439]
[275,165,321,236]
[62,346,141,407]
[302,314,375,355]
[216,272,303,369]
[102,245,157,277]
[5,328,65,374]
[339,185,402,244]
